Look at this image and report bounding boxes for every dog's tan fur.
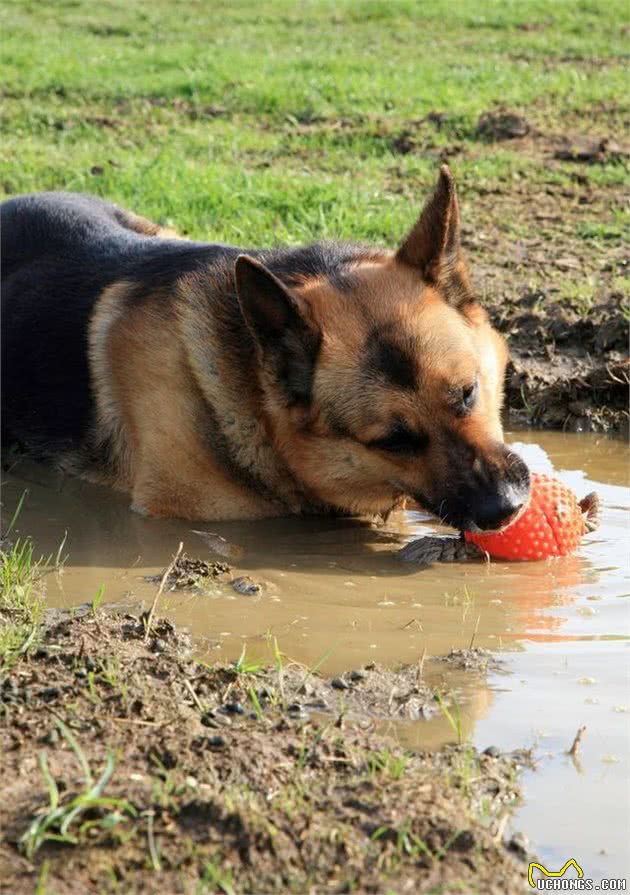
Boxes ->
[89,282,285,519]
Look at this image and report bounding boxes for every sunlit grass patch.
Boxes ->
[0,537,46,659]
[0,495,66,663]
[1,0,627,257]
[20,721,136,859]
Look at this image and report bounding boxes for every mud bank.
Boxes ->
[0,609,534,895]
[467,173,629,436]
[496,295,628,435]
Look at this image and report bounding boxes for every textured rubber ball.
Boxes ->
[464,473,589,561]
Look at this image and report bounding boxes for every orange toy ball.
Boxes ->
[464,473,588,561]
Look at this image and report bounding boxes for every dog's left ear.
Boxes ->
[235,255,321,405]
[397,166,473,308]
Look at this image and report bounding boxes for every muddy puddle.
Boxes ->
[2,429,629,883]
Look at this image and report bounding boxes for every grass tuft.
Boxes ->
[0,536,46,663]
[20,721,136,859]
[368,748,409,780]
[232,644,265,676]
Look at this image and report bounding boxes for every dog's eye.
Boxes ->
[460,380,479,415]
[369,424,429,455]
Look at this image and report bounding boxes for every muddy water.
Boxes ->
[2,430,629,883]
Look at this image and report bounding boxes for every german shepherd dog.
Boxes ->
[1,167,530,527]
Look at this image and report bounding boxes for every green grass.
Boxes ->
[436,692,465,746]
[371,820,437,870]
[368,748,410,780]
[0,538,42,611]
[20,721,136,859]
[0,537,46,661]
[197,856,236,895]
[232,644,265,676]
[559,279,596,316]
[1,0,628,248]
[0,492,68,663]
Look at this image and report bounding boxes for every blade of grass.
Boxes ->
[57,720,93,787]
[4,489,27,538]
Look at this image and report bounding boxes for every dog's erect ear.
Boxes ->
[235,255,321,405]
[234,254,317,351]
[397,165,462,283]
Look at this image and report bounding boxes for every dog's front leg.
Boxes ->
[130,454,285,522]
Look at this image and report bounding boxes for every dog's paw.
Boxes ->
[130,500,150,517]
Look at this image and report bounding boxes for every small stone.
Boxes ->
[42,728,60,745]
[223,702,245,715]
[483,745,501,758]
[453,830,475,851]
[349,670,367,682]
[507,832,529,861]
[305,699,327,711]
[207,735,227,749]
[331,677,350,691]
[230,576,262,596]
[40,687,60,702]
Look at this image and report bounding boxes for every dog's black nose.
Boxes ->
[473,486,525,531]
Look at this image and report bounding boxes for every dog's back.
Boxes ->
[2,192,140,276]
[0,193,229,455]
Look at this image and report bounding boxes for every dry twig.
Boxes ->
[568,724,587,758]
[144,541,183,642]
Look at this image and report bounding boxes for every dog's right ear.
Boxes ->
[234,255,321,405]
[396,165,461,283]
[397,166,476,310]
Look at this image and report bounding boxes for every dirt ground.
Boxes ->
[0,609,534,895]
[465,128,628,436]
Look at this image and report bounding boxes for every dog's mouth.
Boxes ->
[404,489,528,533]
[405,489,467,529]
[394,447,531,532]
[415,500,472,531]
[462,501,527,534]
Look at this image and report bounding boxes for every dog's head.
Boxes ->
[235,166,530,530]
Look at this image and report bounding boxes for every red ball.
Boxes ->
[464,473,587,561]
